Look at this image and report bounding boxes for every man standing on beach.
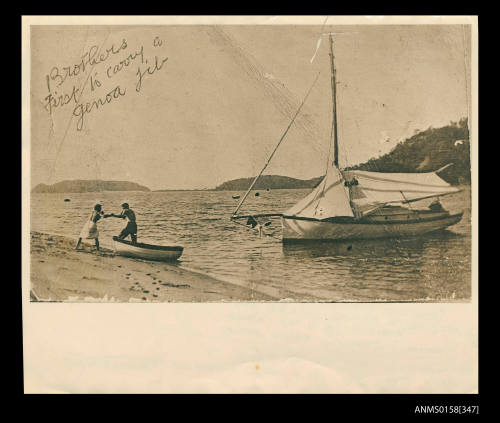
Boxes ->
[105,203,138,243]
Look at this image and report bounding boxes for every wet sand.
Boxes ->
[30,232,275,302]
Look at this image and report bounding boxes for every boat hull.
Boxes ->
[281,211,463,242]
[113,237,183,261]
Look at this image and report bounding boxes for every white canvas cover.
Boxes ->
[284,167,459,220]
[284,166,354,218]
[342,170,460,206]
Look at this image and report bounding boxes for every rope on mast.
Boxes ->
[231,71,322,218]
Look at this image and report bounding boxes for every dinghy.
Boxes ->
[112,236,183,261]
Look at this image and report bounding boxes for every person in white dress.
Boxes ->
[75,204,104,251]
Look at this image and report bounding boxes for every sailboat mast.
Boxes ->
[329,34,339,168]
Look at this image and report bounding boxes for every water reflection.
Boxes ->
[31,189,471,301]
[282,229,464,259]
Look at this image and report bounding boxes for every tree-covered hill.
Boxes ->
[216,119,471,190]
[215,175,323,191]
[346,118,471,185]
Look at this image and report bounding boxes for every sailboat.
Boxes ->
[231,34,464,242]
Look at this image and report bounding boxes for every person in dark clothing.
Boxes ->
[104,203,138,243]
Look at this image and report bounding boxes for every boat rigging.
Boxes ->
[231,33,463,241]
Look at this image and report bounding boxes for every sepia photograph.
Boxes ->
[22,15,478,395]
[28,20,473,303]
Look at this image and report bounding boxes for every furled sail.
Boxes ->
[284,167,460,220]
[342,169,460,215]
[284,166,354,218]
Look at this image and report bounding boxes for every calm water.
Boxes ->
[30,187,472,301]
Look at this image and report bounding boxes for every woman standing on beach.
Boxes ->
[75,204,104,251]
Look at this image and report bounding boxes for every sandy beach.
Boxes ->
[30,232,275,302]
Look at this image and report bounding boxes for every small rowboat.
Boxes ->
[112,236,183,261]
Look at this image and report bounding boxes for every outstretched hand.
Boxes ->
[103,213,125,219]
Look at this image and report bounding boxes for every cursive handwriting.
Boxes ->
[42,36,169,132]
[46,39,128,91]
[72,85,126,131]
[135,55,168,92]
[43,84,80,115]
[106,45,144,79]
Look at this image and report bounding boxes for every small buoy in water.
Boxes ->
[255,192,260,197]
[64,198,71,202]
[232,195,240,199]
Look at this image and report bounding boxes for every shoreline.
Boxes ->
[30,231,276,302]
[28,230,470,304]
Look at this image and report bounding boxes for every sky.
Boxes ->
[30,24,471,190]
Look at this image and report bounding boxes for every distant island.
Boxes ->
[215,175,323,191]
[32,180,151,193]
[33,121,470,193]
[154,189,212,192]
[216,119,471,190]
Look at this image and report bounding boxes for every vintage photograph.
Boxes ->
[28,21,473,303]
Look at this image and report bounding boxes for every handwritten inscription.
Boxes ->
[136,55,169,92]
[45,39,128,93]
[106,45,144,80]
[43,85,79,115]
[42,37,168,131]
[73,85,126,131]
